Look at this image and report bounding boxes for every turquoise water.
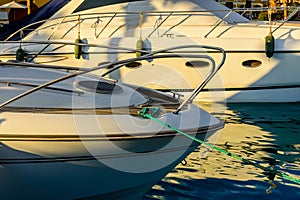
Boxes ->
[143,103,300,200]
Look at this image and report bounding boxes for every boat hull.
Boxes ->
[0,140,201,200]
[0,129,219,200]
[0,105,222,199]
[2,33,299,103]
[1,0,298,102]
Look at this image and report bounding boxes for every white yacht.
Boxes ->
[0,44,225,199]
[1,0,300,102]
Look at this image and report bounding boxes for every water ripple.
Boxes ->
[143,103,300,199]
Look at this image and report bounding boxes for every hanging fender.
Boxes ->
[265,33,275,58]
[74,38,83,59]
[136,37,144,57]
[16,47,25,62]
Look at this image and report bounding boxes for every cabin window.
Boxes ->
[185,60,210,68]
[74,0,143,13]
[125,61,142,68]
[242,60,262,68]
[77,80,122,93]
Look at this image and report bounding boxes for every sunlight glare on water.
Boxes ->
[143,103,300,200]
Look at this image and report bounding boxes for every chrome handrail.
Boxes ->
[3,7,300,41]
[28,43,51,62]
[0,42,226,113]
[174,45,226,114]
[48,16,66,40]
[204,10,233,38]
[148,12,173,38]
[160,14,191,38]
[0,80,84,95]
[272,7,300,34]
[0,61,89,71]
[96,13,117,38]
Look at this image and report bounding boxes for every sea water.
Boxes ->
[143,103,300,200]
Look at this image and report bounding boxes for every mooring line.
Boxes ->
[139,107,300,187]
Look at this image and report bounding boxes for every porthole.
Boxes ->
[125,61,142,68]
[77,80,122,94]
[185,60,210,68]
[242,60,262,68]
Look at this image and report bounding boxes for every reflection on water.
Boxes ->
[143,103,300,200]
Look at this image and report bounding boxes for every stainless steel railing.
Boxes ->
[4,7,300,42]
[0,41,226,113]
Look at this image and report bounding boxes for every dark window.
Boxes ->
[74,0,143,13]
[77,80,122,93]
[185,60,210,68]
[242,60,262,68]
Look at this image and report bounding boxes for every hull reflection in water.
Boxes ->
[144,103,300,200]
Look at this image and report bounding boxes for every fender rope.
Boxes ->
[140,107,300,188]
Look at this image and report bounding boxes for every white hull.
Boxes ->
[0,134,207,200]
[0,62,223,199]
[0,107,220,199]
[1,0,300,102]
[2,37,298,102]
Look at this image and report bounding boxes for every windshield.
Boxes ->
[74,0,143,13]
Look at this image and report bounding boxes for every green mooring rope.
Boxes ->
[140,107,300,186]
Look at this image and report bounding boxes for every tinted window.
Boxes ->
[74,0,143,13]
